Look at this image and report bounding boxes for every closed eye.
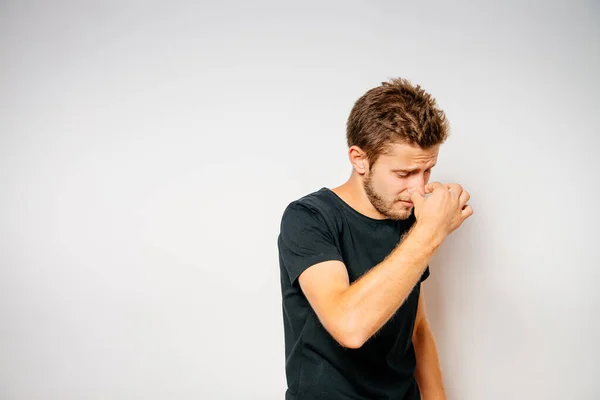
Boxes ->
[396,168,432,178]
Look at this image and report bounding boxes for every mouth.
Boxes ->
[399,200,413,206]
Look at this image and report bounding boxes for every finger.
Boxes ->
[461,204,473,218]
[426,182,444,193]
[447,183,463,198]
[408,188,425,207]
[459,190,470,208]
[447,183,463,192]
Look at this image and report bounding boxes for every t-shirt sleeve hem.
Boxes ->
[287,253,345,286]
[420,265,431,282]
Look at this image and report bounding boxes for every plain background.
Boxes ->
[1,1,599,399]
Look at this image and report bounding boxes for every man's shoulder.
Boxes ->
[280,187,342,229]
[296,187,338,210]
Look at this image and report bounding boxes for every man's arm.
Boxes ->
[299,222,443,349]
[413,290,447,399]
[298,183,472,349]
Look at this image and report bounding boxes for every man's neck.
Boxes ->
[330,175,387,220]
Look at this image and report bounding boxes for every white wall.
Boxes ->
[1,1,599,399]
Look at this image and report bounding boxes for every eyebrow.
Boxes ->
[392,164,437,173]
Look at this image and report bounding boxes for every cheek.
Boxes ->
[373,175,395,197]
[395,177,410,193]
[389,179,409,199]
[375,172,408,198]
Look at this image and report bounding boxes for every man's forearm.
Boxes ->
[336,222,445,347]
[414,325,447,399]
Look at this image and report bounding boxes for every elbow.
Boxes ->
[338,335,365,349]
[334,330,365,349]
[412,322,432,348]
[330,314,368,349]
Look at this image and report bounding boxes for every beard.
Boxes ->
[363,172,413,221]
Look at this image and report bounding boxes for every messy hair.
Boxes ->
[346,78,450,165]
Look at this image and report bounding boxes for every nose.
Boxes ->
[407,173,426,196]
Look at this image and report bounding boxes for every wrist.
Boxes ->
[412,221,446,250]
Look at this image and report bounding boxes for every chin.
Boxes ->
[395,204,414,217]
[386,208,412,221]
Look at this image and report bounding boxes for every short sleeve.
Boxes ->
[278,202,344,285]
[420,265,430,282]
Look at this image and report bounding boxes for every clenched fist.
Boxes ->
[408,182,473,238]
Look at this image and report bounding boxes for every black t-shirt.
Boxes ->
[278,187,430,400]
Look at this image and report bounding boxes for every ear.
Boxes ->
[348,146,369,175]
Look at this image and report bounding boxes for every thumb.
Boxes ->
[408,188,425,206]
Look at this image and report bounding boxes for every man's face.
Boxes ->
[363,142,439,220]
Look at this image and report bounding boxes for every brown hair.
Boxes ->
[346,78,449,165]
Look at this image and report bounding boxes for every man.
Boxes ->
[278,78,473,400]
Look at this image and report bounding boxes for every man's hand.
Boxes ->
[408,182,473,239]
